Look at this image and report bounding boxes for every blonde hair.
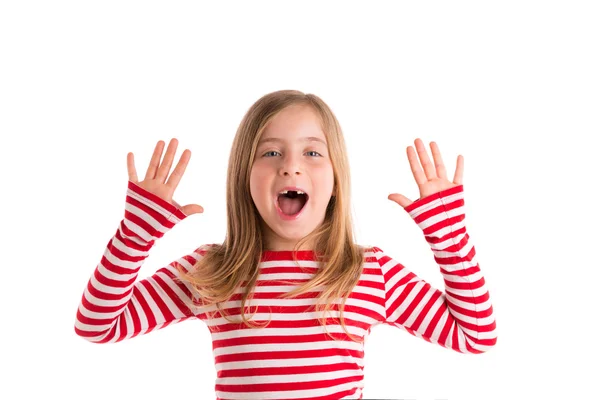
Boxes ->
[175,89,365,342]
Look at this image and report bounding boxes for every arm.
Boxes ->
[377,185,497,354]
[74,181,206,343]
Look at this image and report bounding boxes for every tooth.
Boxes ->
[279,189,306,195]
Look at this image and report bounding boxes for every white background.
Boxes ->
[1,1,598,399]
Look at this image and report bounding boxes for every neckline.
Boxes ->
[260,249,320,262]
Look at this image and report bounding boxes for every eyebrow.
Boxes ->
[258,136,327,146]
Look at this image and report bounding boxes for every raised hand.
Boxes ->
[388,138,464,209]
[127,138,204,216]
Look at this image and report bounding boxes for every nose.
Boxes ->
[278,153,302,176]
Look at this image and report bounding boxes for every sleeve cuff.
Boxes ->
[403,185,465,230]
[126,180,188,223]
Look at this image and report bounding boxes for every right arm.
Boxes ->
[74,138,207,343]
[74,181,205,343]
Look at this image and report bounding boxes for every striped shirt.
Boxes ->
[74,181,497,399]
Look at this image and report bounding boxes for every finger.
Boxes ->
[156,138,178,184]
[453,155,464,185]
[407,146,427,185]
[172,199,204,215]
[430,141,448,181]
[414,138,436,180]
[388,193,413,209]
[181,204,204,216]
[145,140,165,181]
[127,152,138,182]
[166,149,191,189]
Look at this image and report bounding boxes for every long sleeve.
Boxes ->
[375,184,497,354]
[74,181,205,343]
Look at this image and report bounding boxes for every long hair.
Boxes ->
[175,89,365,342]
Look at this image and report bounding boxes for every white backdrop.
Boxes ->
[1,1,598,399]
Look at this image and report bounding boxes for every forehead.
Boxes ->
[259,105,327,145]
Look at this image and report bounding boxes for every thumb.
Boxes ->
[172,199,204,216]
[181,204,204,216]
[388,193,413,209]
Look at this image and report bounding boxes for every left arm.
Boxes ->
[377,184,497,354]
[381,138,497,354]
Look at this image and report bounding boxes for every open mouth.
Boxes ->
[276,190,309,217]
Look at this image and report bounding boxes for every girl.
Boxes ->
[74,90,497,400]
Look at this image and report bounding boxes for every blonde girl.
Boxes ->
[75,89,496,400]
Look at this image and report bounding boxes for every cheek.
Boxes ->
[249,166,269,200]
[249,167,258,200]
[315,163,335,188]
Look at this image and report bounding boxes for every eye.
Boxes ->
[261,150,322,157]
[263,151,280,157]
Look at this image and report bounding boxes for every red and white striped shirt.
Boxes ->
[74,181,497,400]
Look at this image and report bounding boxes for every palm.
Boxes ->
[388,138,464,209]
[126,138,204,216]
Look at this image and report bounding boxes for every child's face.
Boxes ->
[250,104,335,251]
